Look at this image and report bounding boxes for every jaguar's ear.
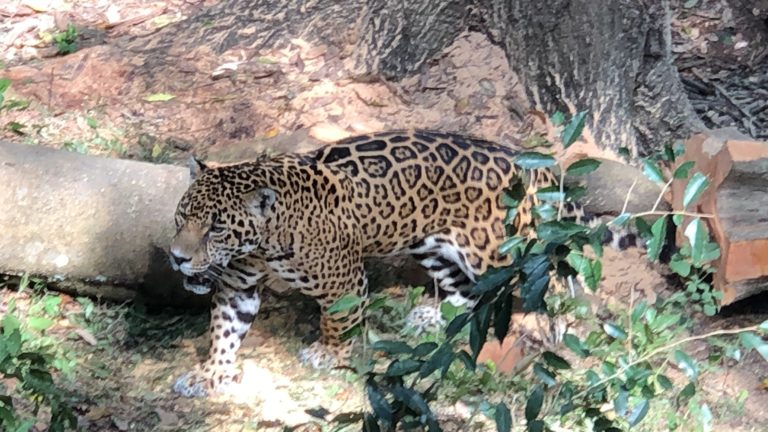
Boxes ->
[188,157,207,182]
[245,188,277,217]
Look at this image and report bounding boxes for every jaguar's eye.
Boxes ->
[210,224,227,235]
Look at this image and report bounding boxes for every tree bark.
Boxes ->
[120,0,702,158]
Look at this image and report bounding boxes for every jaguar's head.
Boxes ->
[169,158,278,276]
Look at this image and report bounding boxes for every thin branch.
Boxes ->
[633,210,714,219]
[621,177,639,215]
[651,178,674,214]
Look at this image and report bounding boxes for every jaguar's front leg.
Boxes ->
[298,266,368,369]
[173,285,260,397]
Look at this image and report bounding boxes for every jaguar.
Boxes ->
[168,129,638,397]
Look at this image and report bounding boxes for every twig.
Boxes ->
[651,178,674,214]
[633,210,713,219]
[621,177,638,215]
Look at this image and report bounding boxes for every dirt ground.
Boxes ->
[1,0,768,431]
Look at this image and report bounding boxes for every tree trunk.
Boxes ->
[121,0,701,157]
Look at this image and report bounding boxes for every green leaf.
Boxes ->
[635,218,652,239]
[366,381,392,424]
[27,316,54,332]
[504,207,518,225]
[673,161,695,179]
[669,258,692,277]
[542,351,570,370]
[495,402,512,432]
[646,216,668,262]
[533,363,557,386]
[5,328,21,356]
[612,213,631,227]
[412,342,438,358]
[759,320,768,333]
[642,160,665,184]
[445,313,470,339]
[566,158,601,176]
[0,78,10,93]
[456,349,475,371]
[533,203,557,220]
[739,332,768,362]
[674,349,698,380]
[561,111,587,148]
[493,294,513,342]
[535,186,565,202]
[391,385,433,417]
[521,271,549,312]
[420,343,454,378]
[6,121,26,134]
[684,218,709,266]
[603,322,627,340]
[536,220,588,243]
[470,304,491,359]
[501,190,520,207]
[563,333,589,357]
[143,92,176,102]
[564,185,587,201]
[525,385,544,421]
[515,152,556,169]
[386,359,422,376]
[86,116,98,128]
[371,340,413,355]
[550,111,565,126]
[657,374,674,390]
[614,389,629,416]
[628,399,650,427]
[527,420,545,432]
[363,413,381,432]
[3,99,30,111]
[498,236,525,256]
[683,172,710,208]
[677,382,696,405]
[472,266,516,295]
[326,294,363,315]
[566,251,601,291]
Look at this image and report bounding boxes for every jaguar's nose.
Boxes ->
[169,247,192,267]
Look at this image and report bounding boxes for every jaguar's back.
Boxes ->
[311,129,561,291]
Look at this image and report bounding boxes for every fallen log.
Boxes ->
[671,129,768,305]
[0,134,670,305]
[0,140,194,304]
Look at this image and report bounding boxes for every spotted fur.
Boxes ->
[168,129,633,396]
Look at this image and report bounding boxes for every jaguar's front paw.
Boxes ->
[298,342,340,370]
[172,364,239,398]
